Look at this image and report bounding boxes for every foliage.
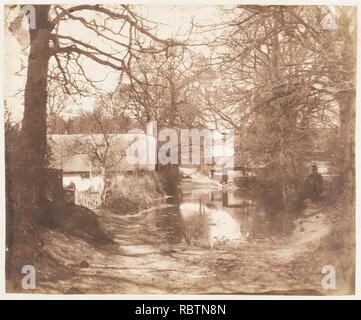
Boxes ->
[103,172,165,214]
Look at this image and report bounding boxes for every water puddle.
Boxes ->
[146,189,294,247]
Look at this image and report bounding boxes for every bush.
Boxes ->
[103,172,165,214]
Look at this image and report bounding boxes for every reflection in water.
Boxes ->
[179,202,209,244]
[207,209,243,245]
[151,190,293,247]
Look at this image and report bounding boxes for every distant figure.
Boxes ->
[222,167,228,184]
[222,191,228,206]
[304,164,323,200]
[210,165,215,179]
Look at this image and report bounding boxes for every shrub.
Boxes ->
[103,172,164,214]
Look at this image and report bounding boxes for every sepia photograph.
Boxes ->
[2,1,357,296]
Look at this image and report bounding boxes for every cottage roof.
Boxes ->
[48,133,154,172]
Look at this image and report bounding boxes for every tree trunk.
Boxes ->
[19,5,51,208]
[100,166,108,203]
[338,8,356,189]
[10,5,51,281]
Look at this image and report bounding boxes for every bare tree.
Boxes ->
[6,3,182,273]
[119,46,209,130]
[204,5,356,208]
[116,46,213,192]
[65,108,134,202]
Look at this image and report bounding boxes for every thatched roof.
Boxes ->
[48,134,155,173]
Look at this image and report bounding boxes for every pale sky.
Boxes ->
[4,5,224,123]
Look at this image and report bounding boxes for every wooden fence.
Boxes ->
[65,187,102,210]
[75,190,102,210]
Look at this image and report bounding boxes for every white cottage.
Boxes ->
[48,133,155,191]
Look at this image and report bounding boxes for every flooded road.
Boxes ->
[148,189,294,247]
[38,186,333,294]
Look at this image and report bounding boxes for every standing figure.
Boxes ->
[210,164,216,179]
[304,164,323,200]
